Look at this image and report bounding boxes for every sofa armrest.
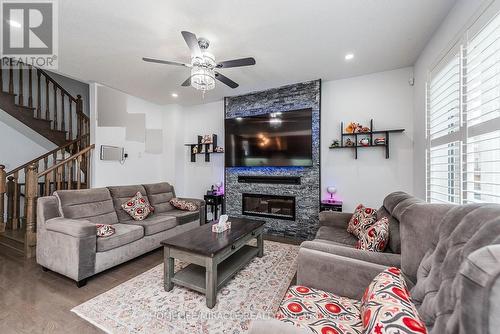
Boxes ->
[297,247,388,300]
[301,240,401,268]
[249,319,310,334]
[45,217,96,238]
[319,211,352,228]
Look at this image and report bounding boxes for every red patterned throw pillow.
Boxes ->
[347,204,378,238]
[361,267,428,334]
[96,224,115,237]
[121,192,153,221]
[169,198,198,211]
[355,217,390,252]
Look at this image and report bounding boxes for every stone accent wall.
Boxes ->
[224,80,321,240]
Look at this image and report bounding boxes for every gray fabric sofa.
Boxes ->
[301,191,422,269]
[250,193,500,334]
[36,182,205,286]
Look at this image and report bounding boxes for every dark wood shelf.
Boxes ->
[341,129,405,136]
[330,144,387,149]
[330,120,404,159]
[185,134,224,162]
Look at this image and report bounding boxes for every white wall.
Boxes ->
[413,0,493,198]
[173,101,225,199]
[90,83,168,187]
[321,68,414,212]
[0,119,50,171]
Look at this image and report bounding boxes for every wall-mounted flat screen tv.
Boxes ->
[225,109,313,167]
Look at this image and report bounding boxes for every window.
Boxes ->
[427,11,500,204]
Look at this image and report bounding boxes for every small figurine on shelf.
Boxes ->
[345,122,359,134]
[214,146,224,153]
[345,138,354,146]
[360,126,371,133]
[331,139,340,148]
[192,146,198,154]
[374,137,386,145]
[201,135,213,144]
[359,137,371,146]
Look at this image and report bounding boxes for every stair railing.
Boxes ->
[0,57,89,141]
[1,134,90,231]
[10,144,95,257]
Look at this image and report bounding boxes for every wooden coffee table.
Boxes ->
[161,217,265,308]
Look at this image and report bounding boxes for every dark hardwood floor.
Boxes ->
[0,245,163,333]
[0,236,300,334]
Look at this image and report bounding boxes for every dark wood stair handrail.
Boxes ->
[6,134,90,176]
[38,144,95,177]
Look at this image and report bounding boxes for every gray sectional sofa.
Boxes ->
[36,182,205,286]
[250,192,500,334]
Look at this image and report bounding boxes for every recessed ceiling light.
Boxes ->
[345,53,354,61]
[8,20,21,28]
[171,93,178,98]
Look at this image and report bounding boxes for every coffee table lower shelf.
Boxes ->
[172,245,259,294]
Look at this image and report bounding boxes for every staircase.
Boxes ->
[0,58,94,258]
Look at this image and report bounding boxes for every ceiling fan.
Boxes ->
[143,31,256,92]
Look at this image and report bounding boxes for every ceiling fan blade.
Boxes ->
[142,57,189,67]
[181,31,202,58]
[181,77,191,86]
[216,57,256,69]
[215,71,239,89]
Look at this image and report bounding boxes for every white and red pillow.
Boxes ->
[169,198,198,211]
[355,217,390,252]
[276,285,363,334]
[361,267,428,334]
[121,192,153,221]
[347,204,378,238]
[96,224,115,237]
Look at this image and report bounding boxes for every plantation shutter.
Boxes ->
[464,13,500,203]
[427,51,463,204]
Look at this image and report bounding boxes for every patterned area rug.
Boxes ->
[72,241,298,334]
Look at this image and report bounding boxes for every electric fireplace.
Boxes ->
[242,193,296,221]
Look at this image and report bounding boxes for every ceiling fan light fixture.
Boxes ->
[190,51,216,91]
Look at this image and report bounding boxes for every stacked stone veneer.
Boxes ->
[224,80,321,240]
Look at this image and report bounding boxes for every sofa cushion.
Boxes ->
[170,198,198,211]
[347,204,377,238]
[121,213,177,236]
[377,207,401,254]
[143,182,176,213]
[316,226,358,247]
[107,185,150,222]
[96,223,144,252]
[355,217,389,252]
[121,191,153,221]
[275,285,363,334]
[163,209,200,225]
[54,188,118,225]
[361,267,427,333]
[96,224,115,237]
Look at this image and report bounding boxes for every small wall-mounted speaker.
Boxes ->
[100,145,125,161]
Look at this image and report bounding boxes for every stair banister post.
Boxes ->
[6,176,14,230]
[0,165,5,232]
[76,95,83,138]
[25,163,38,258]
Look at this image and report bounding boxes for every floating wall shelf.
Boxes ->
[185,134,224,162]
[329,120,404,159]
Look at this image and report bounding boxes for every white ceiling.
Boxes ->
[58,0,457,105]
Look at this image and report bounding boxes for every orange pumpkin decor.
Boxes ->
[345,122,356,133]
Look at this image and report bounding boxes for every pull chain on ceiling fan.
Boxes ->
[143,31,256,93]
